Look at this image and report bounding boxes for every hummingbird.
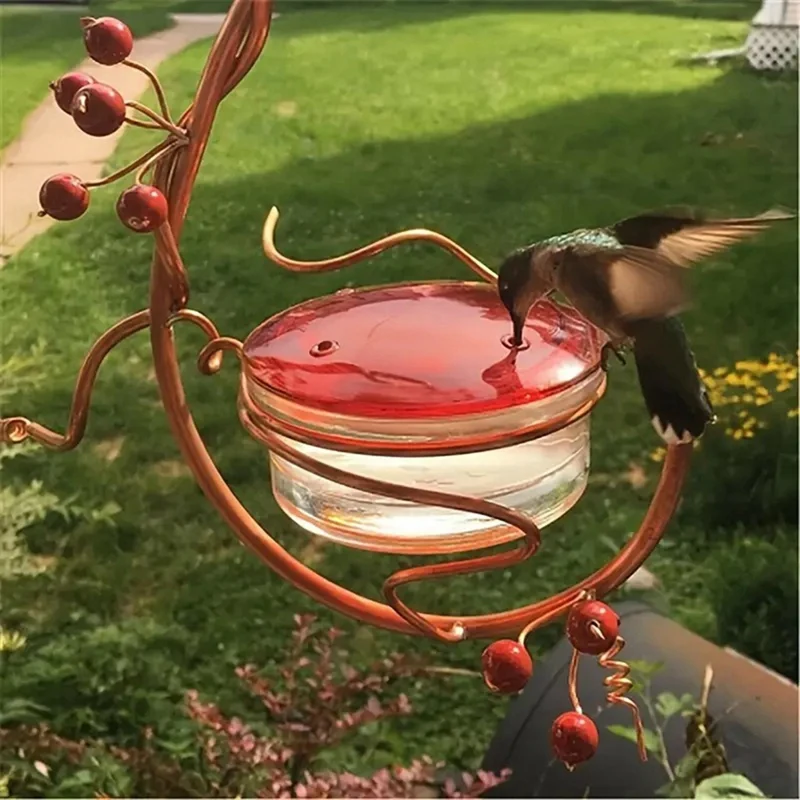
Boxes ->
[496,208,794,444]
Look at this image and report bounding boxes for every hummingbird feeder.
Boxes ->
[2,0,694,771]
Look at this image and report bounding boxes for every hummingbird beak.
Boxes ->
[507,280,549,347]
[510,307,526,348]
[497,250,550,348]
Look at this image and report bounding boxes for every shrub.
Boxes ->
[3,618,194,746]
[1,615,510,798]
[710,530,798,681]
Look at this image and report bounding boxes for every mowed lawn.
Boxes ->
[2,2,797,776]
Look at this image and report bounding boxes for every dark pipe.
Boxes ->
[482,601,799,798]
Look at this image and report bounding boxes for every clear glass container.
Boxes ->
[242,281,606,554]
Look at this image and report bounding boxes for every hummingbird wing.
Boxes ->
[609,208,795,268]
[558,243,689,324]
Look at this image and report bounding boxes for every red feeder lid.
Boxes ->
[243,281,607,452]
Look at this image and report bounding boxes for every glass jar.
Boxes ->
[242,281,606,554]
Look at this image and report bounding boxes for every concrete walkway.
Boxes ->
[0,13,227,262]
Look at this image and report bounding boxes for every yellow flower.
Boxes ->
[789,409,799,419]
[776,382,792,392]
[714,367,728,377]
[649,447,666,463]
[735,360,762,372]
[732,429,744,440]
[754,397,772,406]
[0,628,26,653]
[742,393,754,404]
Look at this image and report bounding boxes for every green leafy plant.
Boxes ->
[0,615,510,798]
[711,531,798,681]
[608,661,766,798]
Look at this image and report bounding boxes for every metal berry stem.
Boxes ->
[83,139,179,189]
[567,648,583,714]
[135,140,186,185]
[125,100,188,140]
[123,116,166,131]
[123,58,174,122]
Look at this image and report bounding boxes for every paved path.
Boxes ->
[0,13,228,262]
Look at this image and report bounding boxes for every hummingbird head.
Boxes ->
[497,247,551,347]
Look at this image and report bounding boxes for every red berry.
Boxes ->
[481,639,533,694]
[81,16,133,66]
[566,599,620,655]
[116,184,168,233]
[71,83,126,137]
[38,174,90,221]
[550,711,599,768]
[50,72,96,114]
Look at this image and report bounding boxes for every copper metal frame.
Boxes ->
[1,0,692,648]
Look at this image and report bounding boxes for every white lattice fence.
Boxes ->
[746,0,799,71]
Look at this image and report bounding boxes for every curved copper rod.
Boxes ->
[263,206,498,285]
[381,533,539,641]
[242,404,541,641]
[168,308,222,339]
[0,307,220,451]
[144,0,692,640]
[197,336,243,376]
[0,311,151,450]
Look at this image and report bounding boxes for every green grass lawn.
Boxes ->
[0,7,171,153]
[1,2,797,786]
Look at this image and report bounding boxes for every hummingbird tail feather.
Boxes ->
[629,318,716,444]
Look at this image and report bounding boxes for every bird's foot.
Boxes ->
[601,342,627,372]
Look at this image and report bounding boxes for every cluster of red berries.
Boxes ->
[38,16,169,234]
[480,598,621,770]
